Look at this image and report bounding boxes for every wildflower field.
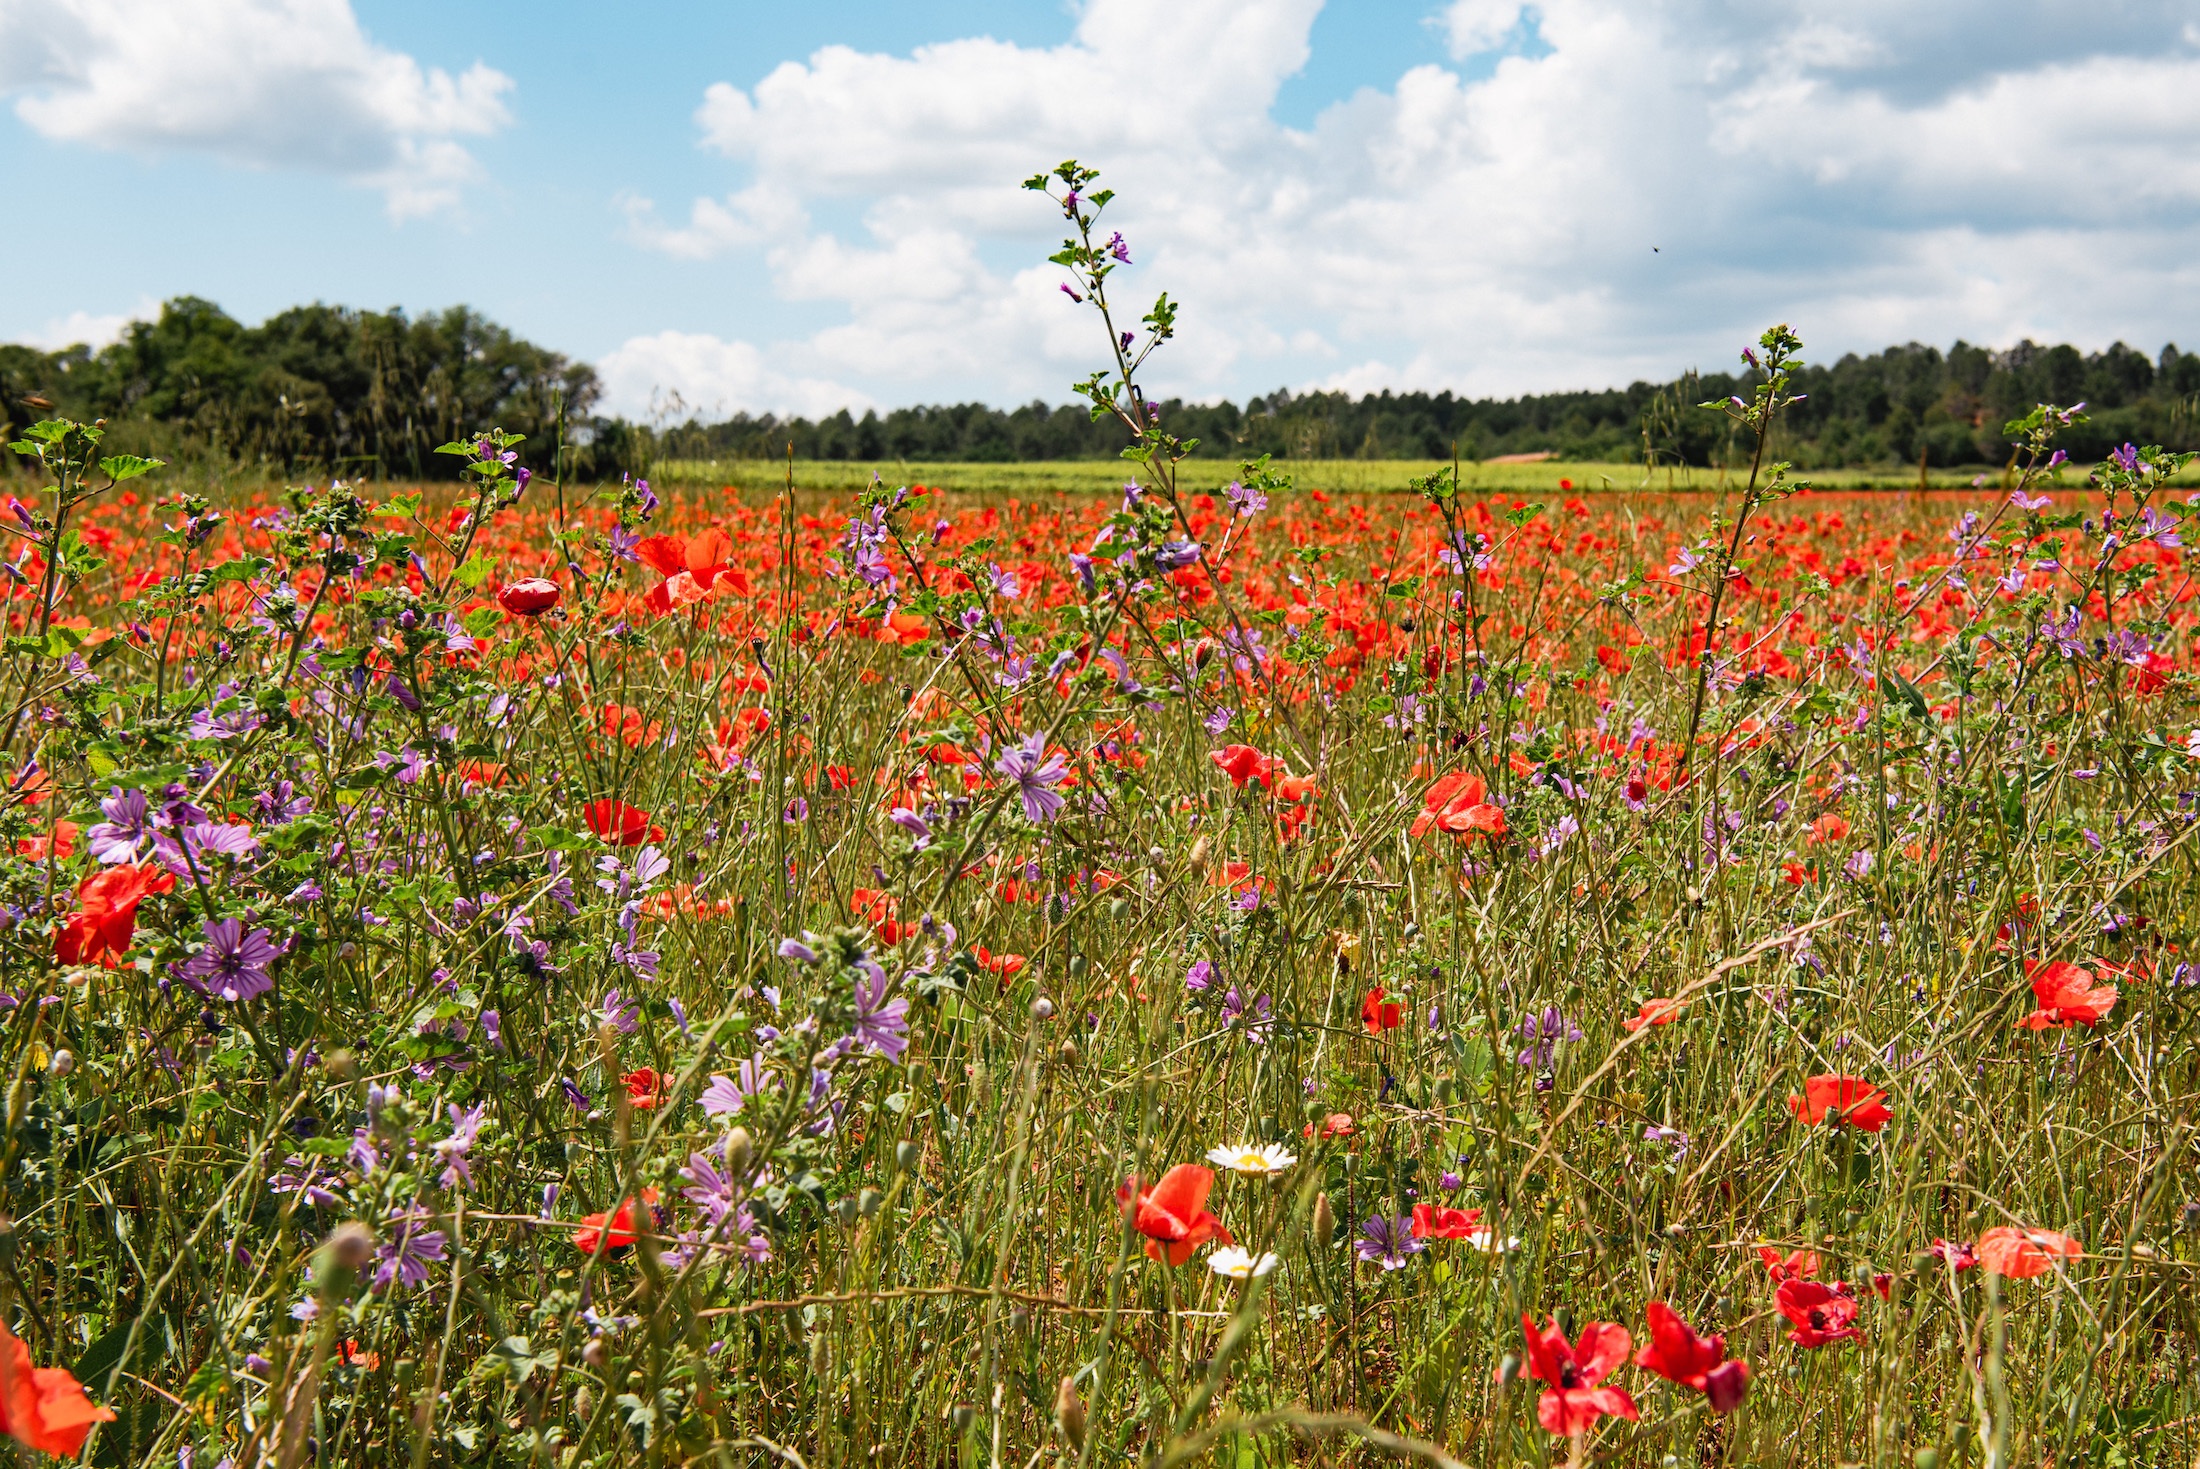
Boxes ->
[2,165,2198,1469]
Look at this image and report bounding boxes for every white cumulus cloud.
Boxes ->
[0,0,513,218]
[17,296,157,351]
[601,0,2200,417]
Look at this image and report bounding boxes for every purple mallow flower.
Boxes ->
[176,918,282,1002]
[1356,1213,1424,1270]
[996,733,1068,824]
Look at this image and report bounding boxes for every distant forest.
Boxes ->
[6,296,2199,479]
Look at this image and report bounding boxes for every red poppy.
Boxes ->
[1976,1226,2081,1279]
[1517,1314,1639,1436]
[636,528,737,615]
[1119,1164,1231,1265]
[1805,812,1851,844]
[0,1318,113,1458]
[1409,1204,1483,1239]
[1621,997,1684,1032]
[975,947,1027,977]
[1210,744,1277,790]
[1302,1111,1355,1140]
[622,1067,666,1110]
[2128,650,2174,696]
[14,820,75,861]
[584,799,663,847]
[55,863,175,968]
[1787,1074,1892,1132]
[1360,986,1403,1034]
[1774,1279,1862,1348]
[1757,1246,1821,1284]
[496,577,561,617]
[1633,1301,1749,1413]
[850,888,910,944]
[2018,960,2118,1030]
[337,1340,379,1370]
[574,1189,660,1256]
[1411,770,1506,840]
[825,764,856,790]
[1928,1238,1976,1271]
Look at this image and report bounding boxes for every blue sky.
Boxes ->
[3,1,2197,419]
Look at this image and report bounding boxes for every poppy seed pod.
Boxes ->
[496,576,561,617]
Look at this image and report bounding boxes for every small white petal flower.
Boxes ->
[1467,1227,1522,1254]
[1205,1142,1298,1176]
[1207,1246,1281,1279]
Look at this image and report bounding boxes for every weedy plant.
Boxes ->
[0,162,2194,1469]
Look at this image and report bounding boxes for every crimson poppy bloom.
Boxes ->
[1633,1302,1749,1413]
[0,1319,113,1458]
[2018,960,2118,1030]
[1210,744,1276,790]
[1787,1074,1892,1132]
[55,863,175,968]
[1976,1226,2081,1279]
[1409,1204,1483,1239]
[496,577,561,617]
[636,528,737,615]
[1302,1112,1355,1140]
[1411,770,1505,839]
[584,799,662,847]
[1805,812,1851,844]
[1119,1164,1231,1265]
[1775,1279,1862,1348]
[1928,1238,1976,1271]
[1361,986,1403,1033]
[1622,997,1685,1032]
[1518,1314,1639,1435]
[574,1189,660,1255]
[1757,1245,1820,1283]
[975,946,1027,977]
[622,1068,666,1110]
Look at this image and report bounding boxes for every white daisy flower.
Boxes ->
[1207,1246,1281,1279]
[1467,1227,1522,1254]
[1205,1142,1297,1176]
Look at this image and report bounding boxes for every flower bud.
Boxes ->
[951,1403,977,1432]
[725,1127,754,1176]
[573,1385,595,1422]
[896,1140,920,1172]
[1054,1376,1086,1451]
[1311,1192,1334,1245]
[47,1049,72,1078]
[1030,995,1055,1021]
[496,577,562,618]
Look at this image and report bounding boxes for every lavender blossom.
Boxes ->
[995,733,1068,824]
[176,919,282,1002]
[1356,1213,1424,1270]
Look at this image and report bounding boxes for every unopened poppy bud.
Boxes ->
[47,1049,72,1077]
[582,1337,608,1369]
[1057,1038,1080,1065]
[1704,1358,1750,1413]
[951,1403,977,1432]
[1030,995,1055,1021]
[1054,1376,1086,1451]
[1109,897,1129,920]
[896,1140,920,1171]
[725,1127,753,1175]
[1193,638,1216,669]
[1188,835,1211,870]
[1311,1192,1333,1245]
[497,577,562,617]
[837,1195,861,1226]
[858,1187,883,1218]
[574,1385,595,1422]
[322,1220,377,1278]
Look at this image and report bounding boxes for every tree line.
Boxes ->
[7,296,2198,479]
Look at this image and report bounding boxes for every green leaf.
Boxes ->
[461,605,506,638]
[1881,667,1930,722]
[97,454,163,483]
[455,551,496,589]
